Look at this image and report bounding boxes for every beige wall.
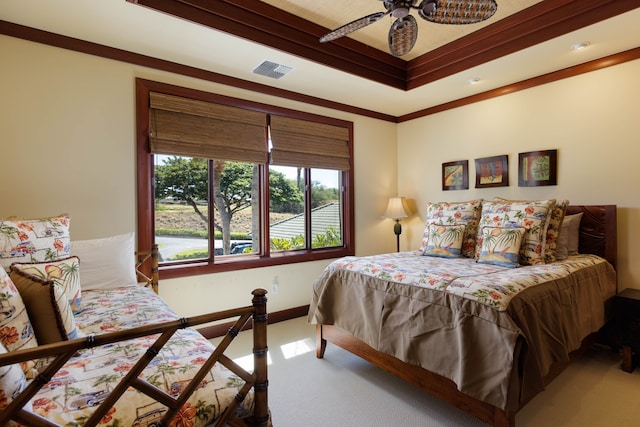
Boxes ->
[0,36,398,316]
[3,35,636,318]
[398,59,640,292]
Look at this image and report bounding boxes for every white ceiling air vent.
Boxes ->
[252,60,294,79]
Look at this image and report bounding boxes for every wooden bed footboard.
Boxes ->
[0,289,270,427]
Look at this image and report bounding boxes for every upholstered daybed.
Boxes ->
[0,217,269,427]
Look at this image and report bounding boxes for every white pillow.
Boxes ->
[70,233,138,290]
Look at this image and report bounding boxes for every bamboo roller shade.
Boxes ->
[149,92,351,170]
[270,115,351,171]
[149,92,268,163]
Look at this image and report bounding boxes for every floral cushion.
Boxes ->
[422,200,483,258]
[0,215,71,271]
[543,199,569,263]
[423,224,465,258]
[9,267,81,344]
[494,197,568,263]
[477,226,525,268]
[26,286,256,427]
[0,268,38,353]
[10,257,81,314]
[0,342,30,425]
[477,200,554,265]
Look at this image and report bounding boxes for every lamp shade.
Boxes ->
[383,197,410,220]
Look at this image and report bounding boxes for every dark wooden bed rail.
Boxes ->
[0,289,270,427]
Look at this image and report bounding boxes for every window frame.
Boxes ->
[135,79,354,280]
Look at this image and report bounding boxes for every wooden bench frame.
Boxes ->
[1,245,270,427]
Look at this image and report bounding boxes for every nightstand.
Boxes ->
[614,288,640,373]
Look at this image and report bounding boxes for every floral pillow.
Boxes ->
[10,257,81,314]
[543,199,569,263]
[0,342,30,424]
[422,200,483,258]
[494,197,568,263]
[477,226,526,268]
[477,200,554,265]
[423,224,465,258]
[0,268,38,353]
[0,214,71,271]
[9,267,81,344]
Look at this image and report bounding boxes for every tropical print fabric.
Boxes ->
[0,268,37,353]
[423,224,465,258]
[494,197,569,264]
[0,215,71,271]
[477,200,554,265]
[422,200,483,258]
[0,342,31,427]
[9,267,81,344]
[327,251,608,311]
[476,227,525,268]
[543,199,569,263]
[26,286,255,427]
[10,257,81,314]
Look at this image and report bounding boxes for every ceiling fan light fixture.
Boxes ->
[320,0,498,56]
[418,1,437,19]
[391,7,410,19]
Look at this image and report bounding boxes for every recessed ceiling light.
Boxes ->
[571,42,591,51]
[468,78,481,85]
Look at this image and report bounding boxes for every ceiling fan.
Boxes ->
[320,0,498,57]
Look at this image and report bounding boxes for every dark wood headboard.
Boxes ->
[565,205,617,270]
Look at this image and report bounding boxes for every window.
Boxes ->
[136,79,354,279]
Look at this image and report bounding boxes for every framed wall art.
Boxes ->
[442,160,468,191]
[475,155,509,188]
[518,149,557,187]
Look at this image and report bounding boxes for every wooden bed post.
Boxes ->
[316,324,327,358]
[252,288,270,426]
[135,243,160,294]
[150,244,159,294]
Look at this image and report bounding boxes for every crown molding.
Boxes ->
[129,0,640,91]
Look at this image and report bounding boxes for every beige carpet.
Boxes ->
[215,317,640,426]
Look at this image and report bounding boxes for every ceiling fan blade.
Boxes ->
[320,11,389,43]
[388,15,418,57]
[418,0,497,24]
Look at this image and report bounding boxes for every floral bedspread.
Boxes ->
[29,286,253,427]
[327,251,608,311]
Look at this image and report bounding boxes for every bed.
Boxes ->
[309,203,617,427]
[0,225,270,427]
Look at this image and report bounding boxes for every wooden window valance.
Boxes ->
[149,92,268,163]
[269,115,351,171]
